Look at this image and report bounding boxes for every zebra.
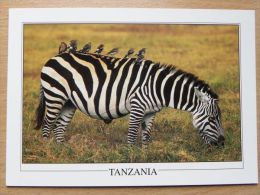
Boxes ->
[34,51,225,146]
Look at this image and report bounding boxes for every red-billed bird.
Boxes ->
[124,48,134,58]
[58,42,67,54]
[95,44,104,54]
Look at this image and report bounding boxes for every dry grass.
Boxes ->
[22,24,241,163]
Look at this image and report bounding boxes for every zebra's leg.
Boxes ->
[53,100,76,143]
[42,100,65,139]
[127,101,145,145]
[141,113,156,146]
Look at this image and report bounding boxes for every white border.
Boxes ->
[6,8,257,186]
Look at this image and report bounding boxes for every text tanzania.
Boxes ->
[109,168,158,176]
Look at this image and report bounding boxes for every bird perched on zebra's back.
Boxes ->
[58,42,67,54]
[136,48,146,63]
[124,48,134,58]
[68,40,78,53]
[95,44,104,55]
[79,42,91,53]
[136,54,145,63]
[107,48,119,56]
[136,48,146,56]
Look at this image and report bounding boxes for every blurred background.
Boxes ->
[23,24,241,163]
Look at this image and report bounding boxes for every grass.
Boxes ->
[22,24,241,163]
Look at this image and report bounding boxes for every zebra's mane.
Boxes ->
[154,62,219,100]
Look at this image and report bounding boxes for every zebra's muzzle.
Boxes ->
[209,135,225,147]
[217,135,225,146]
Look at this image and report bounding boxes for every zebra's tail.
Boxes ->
[34,84,45,130]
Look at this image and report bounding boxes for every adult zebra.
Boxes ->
[34,51,225,146]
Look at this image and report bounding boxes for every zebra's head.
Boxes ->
[192,87,224,146]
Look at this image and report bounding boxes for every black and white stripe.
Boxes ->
[35,52,224,146]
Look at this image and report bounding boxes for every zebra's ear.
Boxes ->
[194,87,210,103]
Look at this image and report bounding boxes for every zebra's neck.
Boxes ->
[164,71,198,112]
[161,69,218,115]
[145,66,198,113]
[136,62,215,114]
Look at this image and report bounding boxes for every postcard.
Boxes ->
[6,8,257,186]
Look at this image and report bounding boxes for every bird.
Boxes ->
[136,48,146,57]
[95,44,104,55]
[136,54,144,63]
[68,40,78,53]
[135,48,146,63]
[79,42,91,53]
[124,48,134,58]
[106,48,119,56]
[58,42,67,54]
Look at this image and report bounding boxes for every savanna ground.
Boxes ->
[23,24,241,163]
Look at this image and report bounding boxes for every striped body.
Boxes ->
[36,52,224,146]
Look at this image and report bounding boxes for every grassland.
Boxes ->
[22,24,241,163]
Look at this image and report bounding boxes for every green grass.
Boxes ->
[22,24,241,163]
